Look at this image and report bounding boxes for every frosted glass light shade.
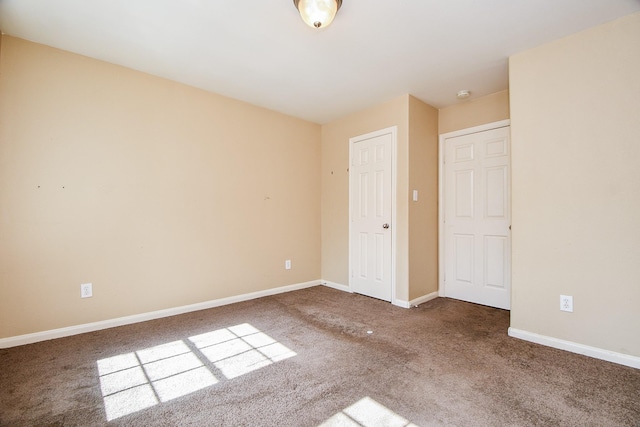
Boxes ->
[294,0,342,29]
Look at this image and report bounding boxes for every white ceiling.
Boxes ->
[1,1,639,124]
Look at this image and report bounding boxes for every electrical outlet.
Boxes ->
[81,283,93,298]
[285,260,292,270]
[560,295,573,312]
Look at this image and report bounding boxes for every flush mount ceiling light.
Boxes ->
[457,90,471,99]
[293,0,342,29]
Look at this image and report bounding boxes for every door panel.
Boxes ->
[444,126,511,309]
[485,166,507,218]
[455,169,474,218]
[350,131,393,302]
[484,236,506,288]
[454,234,474,283]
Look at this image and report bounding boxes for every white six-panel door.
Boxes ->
[349,129,394,302]
[443,126,511,310]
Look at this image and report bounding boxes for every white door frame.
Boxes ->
[349,126,398,305]
[438,119,511,298]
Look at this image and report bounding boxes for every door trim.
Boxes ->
[349,126,398,305]
[438,120,511,298]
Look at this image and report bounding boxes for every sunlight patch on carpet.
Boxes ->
[319,397,420,427]
[190,323,297,379]
[97,323,295,421]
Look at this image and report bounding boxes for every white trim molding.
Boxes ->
[393,300,410,309]
[394,293,439,309]
[0,280,321,349]
[508,327,640,370]
[409,291,439,307]
[321,280,351,293]
[324,279,438,309]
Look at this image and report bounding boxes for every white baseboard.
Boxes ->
[394,291,440,309]
[508,327,640,370]
[321,282,437,309]
[393,300,409,308]
[0,279,321,349]
[409,291,439,307]
[321,280,351,293]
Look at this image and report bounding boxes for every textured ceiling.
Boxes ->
[1,0,639,124]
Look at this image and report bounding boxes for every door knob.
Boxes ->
[382,223,390,229]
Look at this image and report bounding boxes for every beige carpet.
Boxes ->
[1,286,639,426]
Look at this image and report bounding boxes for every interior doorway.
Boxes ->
[439,121,511,310]
[349,126,397,303]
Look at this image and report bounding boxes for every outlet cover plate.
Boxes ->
[560,295,573,312]
[285,260,292,270]
[81,283,93,298]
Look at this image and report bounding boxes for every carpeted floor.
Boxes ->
[1,286,639,426]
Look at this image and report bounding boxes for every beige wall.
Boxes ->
[0,36,321,338]
[408,96,439,300]
[509,12,640,357]
[321,95,410,301]
[438,90,510,135]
